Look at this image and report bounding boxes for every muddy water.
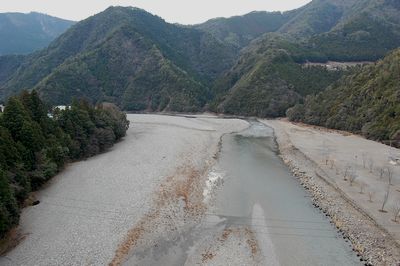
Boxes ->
[211,121,360,265]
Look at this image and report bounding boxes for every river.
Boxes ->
[209,120,360,265]
[125,119,360,265]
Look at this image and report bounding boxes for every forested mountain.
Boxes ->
[207,0,400,117]
[0,1,399,116]
[195,10,297,49]
[211,34,346,117]
[287,48,400,144]
[199,0,400,61]
[0,12,74,55]
[0,7,235,112]
[308,0,400,61]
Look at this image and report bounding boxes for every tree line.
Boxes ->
[0,91,129,238]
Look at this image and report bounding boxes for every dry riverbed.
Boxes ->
[263,119,400,265]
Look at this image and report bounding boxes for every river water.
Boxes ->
[210,121,360,265]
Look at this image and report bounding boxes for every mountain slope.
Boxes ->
[195,10,297,49]
[36,26,208,111]
[308,0,400,61]
[0,7,235,111]
[208,0,400,117]
[211,34,346,117]
[0,54,25,88]
[0,12,75,55]
[287,48,400,144]
[277,0,361,38]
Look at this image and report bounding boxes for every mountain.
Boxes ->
[208,0,400,117]
[211,34,345,117]
[0,12,75,55]
[287,48,400,144]
[195,10,297,49]
[1,1,400,115]
[199,0,400,61]
[0,7,236,111]
[0,54,25,87]
[307,0,400,61]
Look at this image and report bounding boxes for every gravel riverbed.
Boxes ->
[263,119,400,266]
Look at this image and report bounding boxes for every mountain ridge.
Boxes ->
[0,1,399,117]
[0,12,75,55]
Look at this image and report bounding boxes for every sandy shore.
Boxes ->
[263,119,400,265]
[0,114,248,265]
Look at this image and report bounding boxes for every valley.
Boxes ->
[0,0,399,265]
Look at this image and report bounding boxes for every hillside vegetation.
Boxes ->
[0,12,74,55]
[0,7,234,112]
[195,10,297,49]
[287,48,400,144]
[212,35,346,117]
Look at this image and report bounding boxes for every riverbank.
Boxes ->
[263,119,400,265]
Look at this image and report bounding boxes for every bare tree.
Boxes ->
[335,165,340,175]
[321,140,332,166]
[348,170,357,186]
[391,200,400,222]
[380,184,390,212]
[361,152,367,168]
[368,191,375,202]
[359,182,367,194]
[386,166,394,186]
[343,164,352,181]
[329,159,335,169]
[377,166,385,179]
[367,157,374,173]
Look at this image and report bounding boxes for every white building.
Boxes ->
[54,105,69,111]
[0,104,4,112]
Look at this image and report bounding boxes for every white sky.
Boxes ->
[0,0,311,24]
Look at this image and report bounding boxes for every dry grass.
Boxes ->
[244,228,259,256]
[0,228,27,256]
[109,163,208,265]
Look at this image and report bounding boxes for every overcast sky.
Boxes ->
[0,0,311,24]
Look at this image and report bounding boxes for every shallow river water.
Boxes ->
[210,121,360,265]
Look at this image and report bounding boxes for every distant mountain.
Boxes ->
[0,7,235,111]
[307,0,400,61]
[0,12,75,55]
[287,48,400,144]
[195,10,298,49]
[198,0,400,61]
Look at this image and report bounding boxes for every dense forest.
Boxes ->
[287,48,400,145]
[0,91,129,237]
[211,35,346,117]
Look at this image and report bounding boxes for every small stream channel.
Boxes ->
[208,120,361,265]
